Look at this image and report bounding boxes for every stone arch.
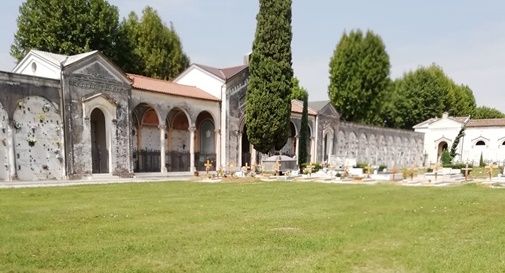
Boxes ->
[368,134,377,165]
[358,133,367,163]
[337,130,346,158]
[132,103,161,173]
[166,107,191,172]
[196,111,216,171]
[322,128,335,162]
[13,96,64,180]
[348,131,358,159]
[281,121,297,157]
[0,102,10,181]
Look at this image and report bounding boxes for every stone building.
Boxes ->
[0,49,424,181]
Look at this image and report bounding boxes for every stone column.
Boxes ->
[251,145,257,166]
[237,130,242,167]
[215,129,221,169]
[159,125,167,174]
[7,126,15,181]
[295,135,300,160]
[189,126,196,173]
[310,137,316,163]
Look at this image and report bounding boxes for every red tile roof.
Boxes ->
[127,74,219,102]
[291,100,318,116]
[467,118,505,127]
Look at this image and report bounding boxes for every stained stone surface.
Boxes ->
[0,102,9,180]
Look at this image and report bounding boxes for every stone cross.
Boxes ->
[461,163,472,181]
[485,163,498,181]
[242,162,251,175]
[204,160,213,178]
[430,162,441,181]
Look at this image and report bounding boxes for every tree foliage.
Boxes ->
[328,29,391,125]
[246,0,293,153]
[383,64,477,129]
[291,78,309,167]
[119,7,189,80]
[11,0,121,62]
[11,1,189,80]
[472,106,505,119]
[450,127,465,158]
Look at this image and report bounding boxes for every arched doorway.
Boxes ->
[166,108,191,172]
[280,122,297,157]
[132,104,161,173]
[196,111,216,171]
[437,141,448,161]
[91,108,108,173]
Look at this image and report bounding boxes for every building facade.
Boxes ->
[0,49,423,181]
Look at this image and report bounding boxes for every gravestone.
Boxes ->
[13,96,64,180]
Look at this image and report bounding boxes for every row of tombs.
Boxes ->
[0,50,425,182]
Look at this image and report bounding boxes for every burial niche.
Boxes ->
[132,104,161,173]
[166,108,191,172]
[90,108,108,174]
[196,111,215,171]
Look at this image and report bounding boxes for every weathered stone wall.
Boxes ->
[334,122,424,167]
[0,102,9,180]
[226,68,249,167]
[62,58,132,178]
[13,96,64,180]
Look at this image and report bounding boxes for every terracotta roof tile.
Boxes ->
[467,118,505,127]
[291,100,317,116]
[127,74,220,102]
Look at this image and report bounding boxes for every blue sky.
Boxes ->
[1,0,504,112]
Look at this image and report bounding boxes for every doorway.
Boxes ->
[91,108,108,173]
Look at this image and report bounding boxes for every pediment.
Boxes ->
[63,52,130,85]
[319,103,340,118]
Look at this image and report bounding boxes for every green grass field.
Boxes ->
[1,182,505,273]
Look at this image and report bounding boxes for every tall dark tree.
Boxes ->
[246,0,293,153]
[291,78,309,167]
[11,0,122,63]
[119,6,189,80]
[328,29,391,125]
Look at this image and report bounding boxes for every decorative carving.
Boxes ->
[69,78,129,93]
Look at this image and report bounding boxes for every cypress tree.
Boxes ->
[292,78,309,168]
[246,0,293,153]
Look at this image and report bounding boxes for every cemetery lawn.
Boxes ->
[1,182,505,273]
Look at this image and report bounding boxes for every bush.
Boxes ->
[479,153,485,167]
[378,164,387,172]
[441,150,453,167]
[301,162,322,173]
[355,162,368,169]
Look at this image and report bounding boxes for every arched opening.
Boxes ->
[437,141,448,161]
[196,111,215,171]
[166,108,190,172]
[132,104,160,173]
[280,122,297,157]
[91,108,108,173]
[323,133,329,162]
[241,126,251,167]
[476,140,486,146]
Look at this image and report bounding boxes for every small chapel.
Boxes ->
[0,49,423,181]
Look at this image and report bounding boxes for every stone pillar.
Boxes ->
[295,135,300,160]
[251,145,258,166]
[7,126,15,181]
[237,131,242,167]
[159,125,167,174]
[189,126,196,173]
[310,137,316,163]
[215,129,221,169]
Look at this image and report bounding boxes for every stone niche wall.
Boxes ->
[0,102,9,180]
[13,96,64,180]
[139,126,160,150]
[336,122,424,167]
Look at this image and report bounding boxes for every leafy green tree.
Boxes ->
[441,150,453,167]
[246,0,293,153]
[11,0,122,62]
[291,78,309,167]
[473,106,505,119]
[448,84,476,116]
[328,29,391,124]
[119,6,189,80]
[385,65,454,129]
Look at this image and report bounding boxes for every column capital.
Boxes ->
[214,129,221,134]
[158,124,167,130]
[188,126,196,132]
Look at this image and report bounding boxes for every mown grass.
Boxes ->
[1,182,505,273]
